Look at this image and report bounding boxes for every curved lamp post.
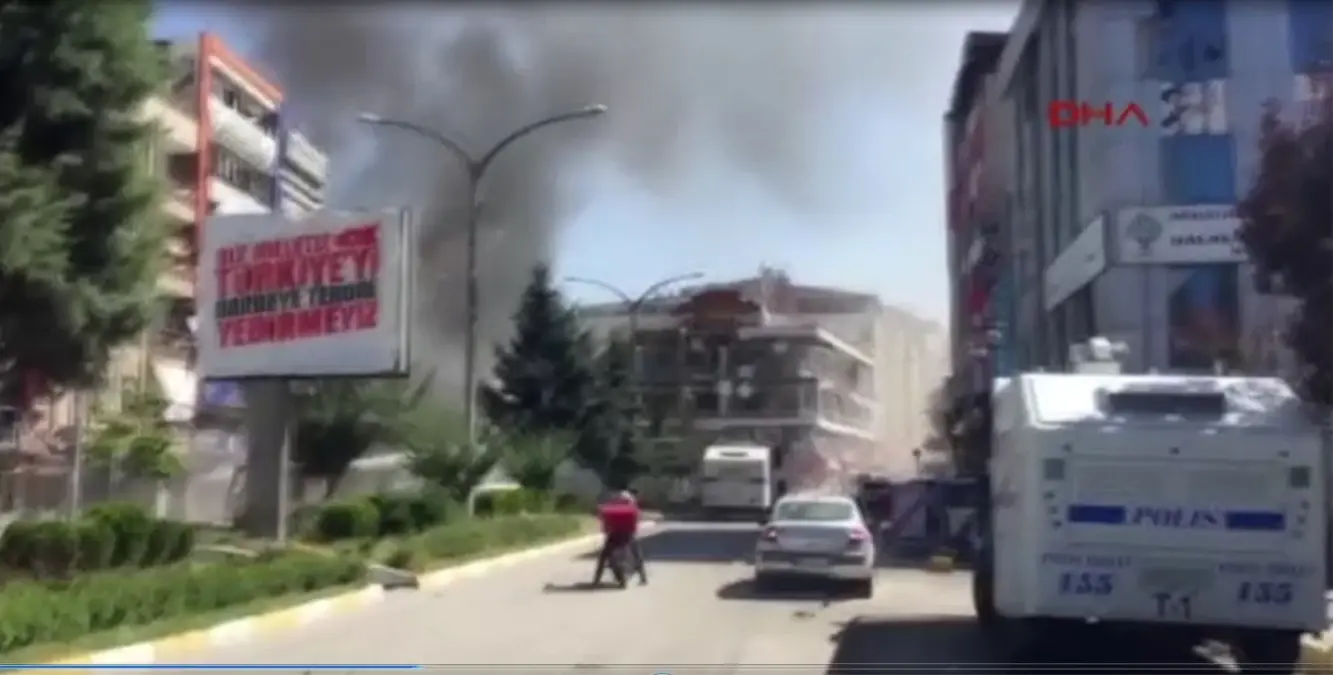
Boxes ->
[358,105,609,445]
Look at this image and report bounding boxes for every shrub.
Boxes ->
[369,493,416,537]
[164,522,196,564]
[474,488,526,517]
[73,520,114,571]
[407,514,583,567]
[554,493,593,513]
[518,489,554,513]
[142,519,194,567]
[86,502,152,567]
[311,499,379,542]
[406,490,457,531]
[0,552,365,654]
[0,521,39,570]
[28,521,78,578]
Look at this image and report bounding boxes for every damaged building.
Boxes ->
[578,268,947,496]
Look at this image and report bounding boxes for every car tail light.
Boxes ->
[846,527,869,548]
[761,527,778,541]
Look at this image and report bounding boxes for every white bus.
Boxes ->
[700,444,773,520]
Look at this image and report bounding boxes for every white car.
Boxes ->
[753,493,876,597]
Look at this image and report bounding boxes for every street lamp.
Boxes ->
[358,104,609,446]
[563,272,705,337]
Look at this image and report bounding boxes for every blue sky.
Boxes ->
[154,5,1020,329]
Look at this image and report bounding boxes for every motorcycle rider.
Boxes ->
[593,490,648,586]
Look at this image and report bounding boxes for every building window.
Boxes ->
[211,146,274,206]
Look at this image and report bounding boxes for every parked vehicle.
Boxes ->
[700,444,773,520]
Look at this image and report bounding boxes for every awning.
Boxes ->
[151,360,197,423]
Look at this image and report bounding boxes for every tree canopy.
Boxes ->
[1237,99,1331,407]
[0,2,169,405]
[480,264,597,433]
[579,336,644,489]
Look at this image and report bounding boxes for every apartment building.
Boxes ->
[991,0,1329,375]
[4,34,329,473]
[577,268,947,492]
[943,32,1009,406]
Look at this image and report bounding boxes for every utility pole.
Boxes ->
[359,105,608,446]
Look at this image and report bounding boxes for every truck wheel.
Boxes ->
[1234,629,1302,674]
[971,548,997,627]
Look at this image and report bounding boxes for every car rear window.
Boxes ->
[774,501,853,522]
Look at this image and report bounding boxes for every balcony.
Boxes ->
[143,96,197,152]
[284,130,328,182]
[210,178,268,215]
[208,96,277,170]
[683,380,875,438]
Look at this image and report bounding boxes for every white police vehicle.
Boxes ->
[972,338,1328,672]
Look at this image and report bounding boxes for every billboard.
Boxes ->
[1112,205,1244,266]
[196,210,412,379]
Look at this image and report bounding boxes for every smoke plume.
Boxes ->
[226,4,977,397]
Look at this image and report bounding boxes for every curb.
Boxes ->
[33,584,386,671]
[16,524,630,672]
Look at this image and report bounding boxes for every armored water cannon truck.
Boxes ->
[972,337,1328,671]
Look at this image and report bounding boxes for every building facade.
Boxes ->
[6,34,330,482]
[578,269,946,493]
[990,0,1330,375]
[944,32,1009,402]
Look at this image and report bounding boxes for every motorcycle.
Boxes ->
[607,542,633,588]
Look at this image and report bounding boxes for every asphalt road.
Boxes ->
[172,522,1229,673]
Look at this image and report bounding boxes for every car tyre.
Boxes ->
[1234,629,1302,674]
[752,573,775,594]
[850,578,874,598]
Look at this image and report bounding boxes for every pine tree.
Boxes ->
[580,336,644,488]
[0,2,169,404]
[481,264,597,433]
[1237,100,1331,406]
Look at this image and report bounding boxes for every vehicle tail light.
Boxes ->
[846,527,869,548]
[761,527,778,541]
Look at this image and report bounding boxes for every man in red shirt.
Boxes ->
[593,490,648,586]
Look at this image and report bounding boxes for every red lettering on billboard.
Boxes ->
[213,223,382,349]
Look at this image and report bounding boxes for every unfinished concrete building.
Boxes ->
[577,268,946,496]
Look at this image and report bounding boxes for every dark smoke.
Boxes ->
[223,4,996,398]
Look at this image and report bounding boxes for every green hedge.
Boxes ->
[0,504,194,577]
[389,514,584,571]
[0,551,364,654]
[472,488,553,517]
[309,490,464,543]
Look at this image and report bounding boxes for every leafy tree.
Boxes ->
[86,384,181,482]
[293,376,431,498]
[579,337,644,489]
[0,2,169,405]
[1237,100,1331,407]
[499,431,572,492]
[480,265,597,434]
[401,409,498,502]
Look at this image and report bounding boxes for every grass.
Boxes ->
[0,581,365,665]
[406,517,597,573]
[0,515,598,665]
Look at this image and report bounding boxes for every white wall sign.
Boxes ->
[1043,215,1107,311]
[196,209,413,379]
[1112,204,1244,265]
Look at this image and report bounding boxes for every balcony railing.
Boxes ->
[208,97,277,170]
[679,380,874,430]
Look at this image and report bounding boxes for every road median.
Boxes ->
[4,514,605,673]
